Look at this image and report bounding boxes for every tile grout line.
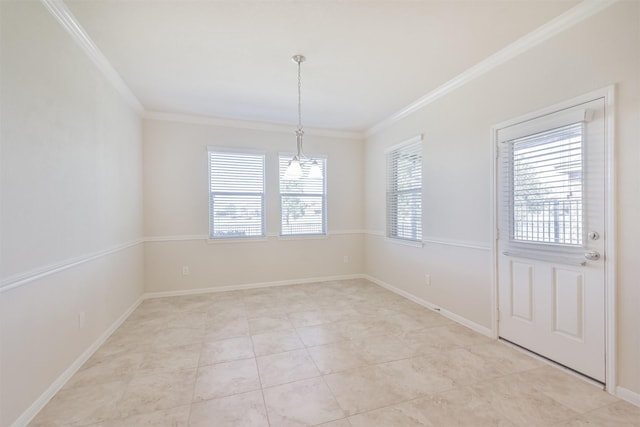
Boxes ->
[249,326,273,427]
[287,311,352,426]
[185,325,207,426]
[31,279,636,426]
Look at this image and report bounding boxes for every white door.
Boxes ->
[496,97,606,382]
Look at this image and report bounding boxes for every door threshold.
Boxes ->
[498,337,606,389]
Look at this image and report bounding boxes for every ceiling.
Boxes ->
[65,0,579,132]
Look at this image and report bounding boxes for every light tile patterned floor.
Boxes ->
[30,279,640,426]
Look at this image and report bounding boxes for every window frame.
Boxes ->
[278,153,327,237]
[506,123,584,247]
[496,106,592,260]
[386,135,423,242]
[207,148,266,240]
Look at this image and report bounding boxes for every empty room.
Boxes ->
[1,0,640,426]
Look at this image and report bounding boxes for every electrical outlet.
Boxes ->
[343,255,349,263]
[182,266,190,276]
[424,274,431,285]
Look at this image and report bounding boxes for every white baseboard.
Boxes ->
[14,270,563,427]
[144,274,365,299]
[364,276,639,410]
[363,274,494,338]
[616,386,640,407]
[11,296,144,427]
[13,274,364,426]
[13,271,638,427]
[438,306,494,338]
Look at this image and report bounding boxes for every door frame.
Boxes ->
[490,85,616,392]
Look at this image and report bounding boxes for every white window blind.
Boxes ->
[502,122,584,246]
[387,139,422,241]
[209,151,265,239]
[279,156,326,236]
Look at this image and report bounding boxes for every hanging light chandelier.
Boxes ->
[284,54,322,180]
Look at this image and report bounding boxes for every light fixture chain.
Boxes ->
[297,59,302,131]
[286,54,319,180]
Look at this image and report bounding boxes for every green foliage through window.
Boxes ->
[279,156,326,235]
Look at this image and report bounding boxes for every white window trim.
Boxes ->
[384,237,425,248]
[278,153,327,237]
[208,148,266,240]
[384,134,423,154]
[500,122,586,252]
[386,134,423,242]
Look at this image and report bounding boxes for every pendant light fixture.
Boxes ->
[284,54,322,180]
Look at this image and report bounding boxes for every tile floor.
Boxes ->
[30,279,640,426]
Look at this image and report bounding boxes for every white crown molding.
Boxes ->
[39,0,362,138]
[366,0,619,136]
[39,0,619,139]
[143,111,364,141]
[40,0,144,113]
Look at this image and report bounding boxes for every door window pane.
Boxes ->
[509,123,583,245]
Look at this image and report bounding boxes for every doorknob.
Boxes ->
[584,251,601,261]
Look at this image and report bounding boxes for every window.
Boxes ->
[386,137,422,241]
[506,123,584,246]
[208,150,265,239]
[279,156,326,236]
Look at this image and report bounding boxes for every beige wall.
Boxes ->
[0,2,144,426]
[143,118,364,292]
[2,1,639,425]
[364,1,639,396]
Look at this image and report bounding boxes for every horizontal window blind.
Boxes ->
[279,156,326,235]
[209,151,265,238]
[387,139,422,241]
[502,122,584,246]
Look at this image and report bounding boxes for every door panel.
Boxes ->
[497,97,606,382]
[552,268,584,340]
[511,261,533,322]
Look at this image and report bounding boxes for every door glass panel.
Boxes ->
[509,122,583,246]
